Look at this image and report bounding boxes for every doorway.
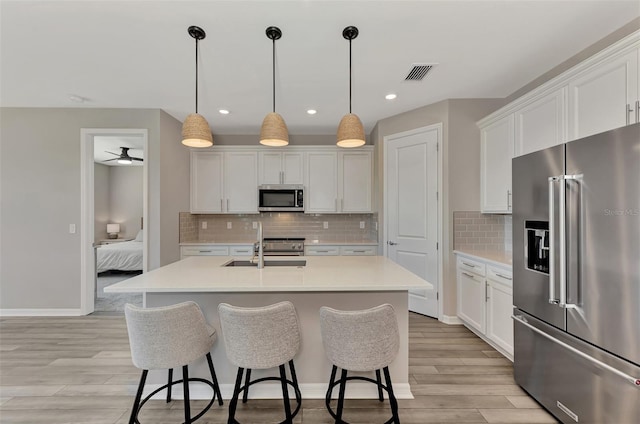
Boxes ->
[80,129,149,315]
[384,124,442,319]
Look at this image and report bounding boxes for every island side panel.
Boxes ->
[145,290,410,399]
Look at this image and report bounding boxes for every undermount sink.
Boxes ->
[223,259,307,267]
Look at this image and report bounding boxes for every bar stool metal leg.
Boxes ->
[128,369,148,424]
[167,369,173,403]
[228,367,244,424]
[279,364,292,423]
[242,369,252,403]
[336,369,348,423]
[205,353,223,406]
[183,365,191,424]
[383,367,400,424]
[375,369,384,402]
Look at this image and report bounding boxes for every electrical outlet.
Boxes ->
[201,221,207,230]
[375,222,378,231]
[69,224,76,234]
[359,221,365,229]
[323,221,329,229]
[252,222,258,229]
[227,222,232,229]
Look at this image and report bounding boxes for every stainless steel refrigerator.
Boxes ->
[512,123,640,424]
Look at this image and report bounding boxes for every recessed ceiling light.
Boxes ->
[385,94,397,100]
[307,109,317,115]
[219,109,230,115]
[69,94,86,103]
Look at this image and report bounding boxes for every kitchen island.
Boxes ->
[105,255,432,400]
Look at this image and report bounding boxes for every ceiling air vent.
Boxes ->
[405,64,435,81]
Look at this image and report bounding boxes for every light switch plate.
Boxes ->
[69,224,76,234]
[201,221,207,230]
[359,221,365,229]
[323,221,329,229]
[227,222,232,229]
[252,222,258,229]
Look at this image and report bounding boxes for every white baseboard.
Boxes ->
[441,314,463,325]
[144,382,414,400]
[0,309,83,317]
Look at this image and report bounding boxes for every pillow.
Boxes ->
[134,230,143,242]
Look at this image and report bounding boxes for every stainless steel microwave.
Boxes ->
[258,185,304,212]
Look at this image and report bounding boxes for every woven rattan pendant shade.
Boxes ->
[182,26,213,148]
[337,26,365,148]
[260,112,289,146]
[259,26,288,147]
[337,113,365,148]
[182,113,213,147]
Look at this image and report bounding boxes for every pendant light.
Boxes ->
[182,26,213,148]
[337,26,365,148]
[260,26,289,147]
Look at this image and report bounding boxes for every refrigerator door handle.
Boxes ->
[560,174,582,309]
[548,176,560,305]
[512,315,640,388]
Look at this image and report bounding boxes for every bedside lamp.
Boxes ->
[106,223,120,239]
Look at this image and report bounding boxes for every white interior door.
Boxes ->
[386,126,439,318]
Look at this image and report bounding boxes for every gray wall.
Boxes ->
[159,110,189,267]
[94,163,110,242]
[372,99,504,317]
[0,107,186,310]
[110,166,143,240]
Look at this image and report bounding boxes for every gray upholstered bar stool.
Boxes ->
[124,302,223,424]
[319,304,400,424]
[218,301,302,424]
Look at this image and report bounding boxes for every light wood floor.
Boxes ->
[0,312,558,424]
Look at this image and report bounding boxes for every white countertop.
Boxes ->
[105,255,431,293]
[453,249,513,268]
[180,240,378,246]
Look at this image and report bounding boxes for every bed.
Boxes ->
[96,236,143,273]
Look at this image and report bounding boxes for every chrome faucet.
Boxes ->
[255,221,264,269]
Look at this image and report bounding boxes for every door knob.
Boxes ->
[388,241,398,246]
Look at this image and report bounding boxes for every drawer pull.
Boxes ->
[199,250,212,253]
[351,250,366,253]
[461,261,477,268]
[461,272,478,279]
[495,273,512,280]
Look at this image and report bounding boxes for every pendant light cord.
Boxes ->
[195,37,199,114]
[349,38,352,114]
[272,37,276,113]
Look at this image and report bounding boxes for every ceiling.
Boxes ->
[94,136,144,166]
[2,1,639,136]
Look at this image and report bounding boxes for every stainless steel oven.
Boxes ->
[261,238,305,256]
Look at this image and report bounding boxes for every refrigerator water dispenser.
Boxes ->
[525,221,549,273]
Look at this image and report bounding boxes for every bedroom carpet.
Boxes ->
[95,271,142,312]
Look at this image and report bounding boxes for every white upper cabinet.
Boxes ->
[191,152,223,213]
[190,150,258,214]
[224,152,258,213]
[258,152,304,185]
[481,115,514,214]
[569,49,639,140]
[339,151,373,213]
[305,151,338,213]
[515,87,568,157]
[305,149,374,214]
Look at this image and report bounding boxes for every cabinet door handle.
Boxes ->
[627,103,633,125]
[220,199,224,211]
[507,189,512,210]
[341,198,344,211]
[485,284,489,301]
[227,199,230,211]
[495,273,512,281]
[636,100,639,124]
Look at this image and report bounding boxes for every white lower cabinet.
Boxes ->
[456,253,513,360]
[180,244,253,260]
[304,245,377,256]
